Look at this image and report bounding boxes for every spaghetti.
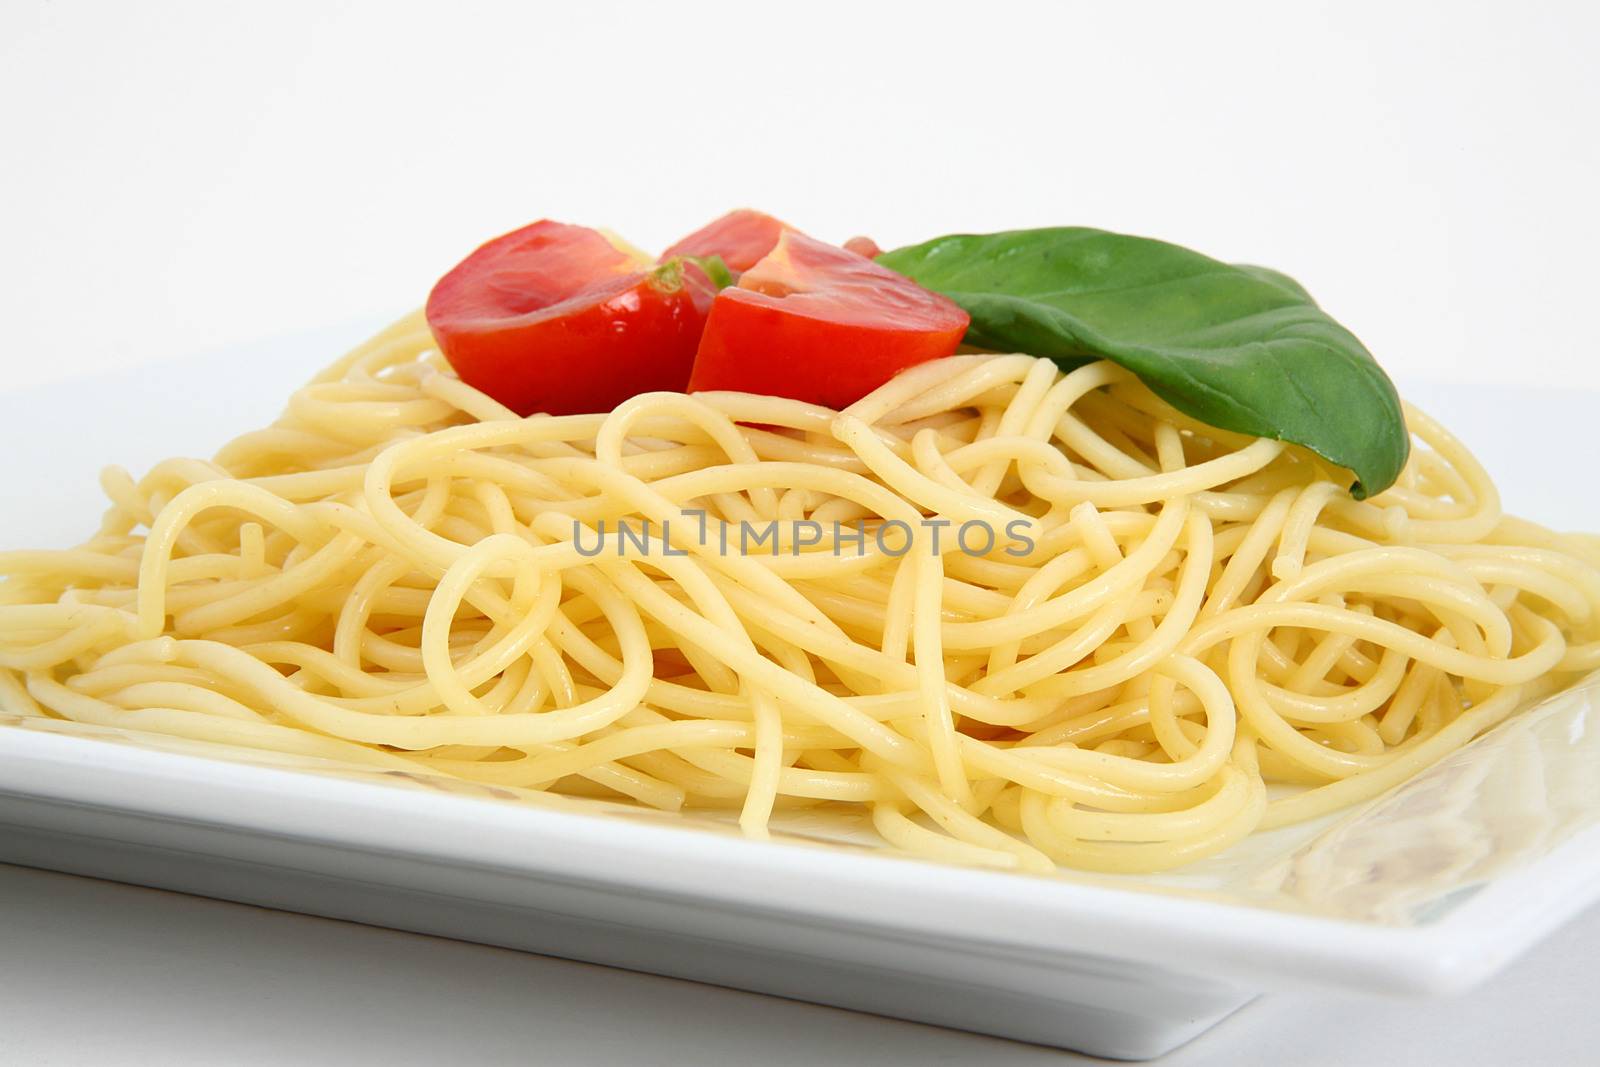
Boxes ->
[3,311,1597,874]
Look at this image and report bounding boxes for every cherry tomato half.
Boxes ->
[426,220,713,416]
[661,209,792,273]
[687,232,970,409]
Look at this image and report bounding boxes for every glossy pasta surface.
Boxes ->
[4,313,1597,874]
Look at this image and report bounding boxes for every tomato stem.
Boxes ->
[688,254,733,290]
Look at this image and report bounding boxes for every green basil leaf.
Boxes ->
[1233,263,1314,302]
[877,228,1408,498]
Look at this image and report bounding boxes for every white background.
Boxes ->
[3,2,1600,1064]
[1,1,1597,391]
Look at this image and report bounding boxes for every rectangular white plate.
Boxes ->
[4,329,1599,1059]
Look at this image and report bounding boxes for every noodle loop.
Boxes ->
[3,312,1597,874]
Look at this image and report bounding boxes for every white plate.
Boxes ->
[4,329,1599,1060]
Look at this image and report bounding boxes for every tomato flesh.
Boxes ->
[843,235,883,259]
[687,232,970,409]
[426,220,712,416]
[661,209,792,273]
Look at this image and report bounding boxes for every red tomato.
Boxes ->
[661,209,792,273]
[426,220,713,416]
[687,232,970,409]
[843,235,883,259]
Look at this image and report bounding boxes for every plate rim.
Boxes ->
[5,720,1595,997]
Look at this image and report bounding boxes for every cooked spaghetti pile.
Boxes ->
[4,313,1597,873]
